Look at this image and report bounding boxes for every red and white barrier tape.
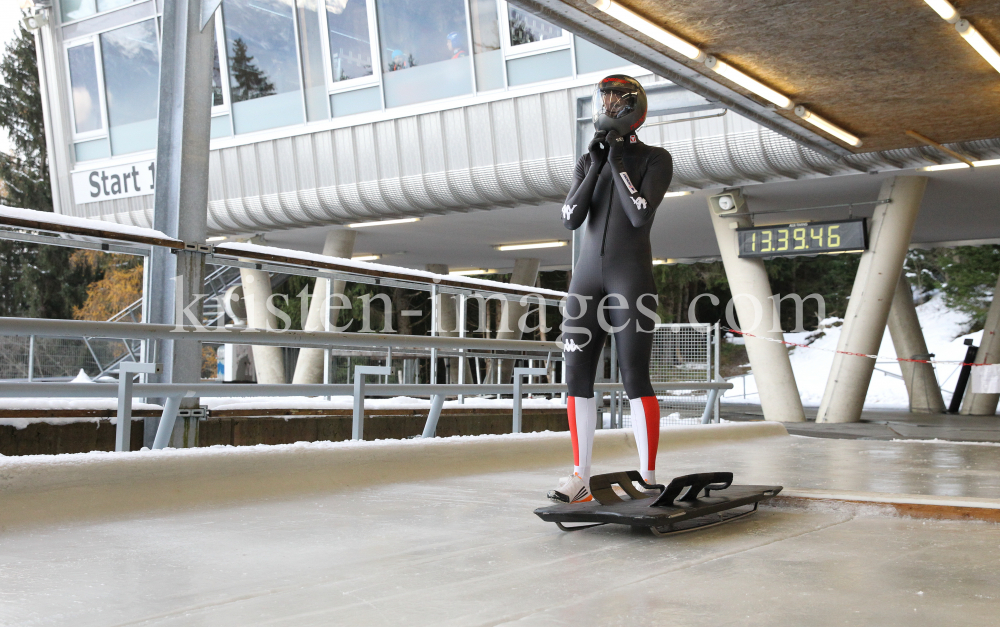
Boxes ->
[725,327,993,367]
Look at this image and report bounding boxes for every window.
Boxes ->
[469,0,503,92]
[297,0,329,121]
[67,43,103,134]
[222,0,304,134]
[375,0,472,107]
[506,6,562,48]
[325,0,374,84]
[61,0,134,23]
[100,19,160,155]
[499,2,571,86]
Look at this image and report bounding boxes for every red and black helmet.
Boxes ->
[592,75,647,135]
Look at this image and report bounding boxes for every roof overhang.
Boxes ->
[510,0,1000,160]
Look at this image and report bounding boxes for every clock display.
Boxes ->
[736,219,868,259]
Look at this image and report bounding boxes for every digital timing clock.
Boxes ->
[736,219,868,259]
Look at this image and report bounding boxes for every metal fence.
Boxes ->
[618,322,720,427]
[0,334,140,381]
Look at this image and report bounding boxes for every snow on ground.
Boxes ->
[723,293,978,408]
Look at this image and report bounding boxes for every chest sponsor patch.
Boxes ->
[619,172,638,194]
[629,135,637,143]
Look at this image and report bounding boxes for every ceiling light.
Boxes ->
[496,241,567,252]
[919,162,969,171]
[793,106,862,148]
[588,0,704,61]
[652,258,677,265]
[206,236,227,242]
[351,254,381,261]
[923,0,960,23]
[705,56,792,109]
[663,191,692,198]
[920,158,1000,172]
[956,20,1000,74]
[449,269,489,276]
[347,217,420,228]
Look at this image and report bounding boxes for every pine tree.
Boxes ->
[228,38,275,102]
[0,22,98,319]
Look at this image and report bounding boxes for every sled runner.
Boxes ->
[535,471,782,536]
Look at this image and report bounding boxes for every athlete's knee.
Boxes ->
[619,367,654,399]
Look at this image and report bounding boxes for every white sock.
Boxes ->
[630,396,661,484]
[568,396,597,485]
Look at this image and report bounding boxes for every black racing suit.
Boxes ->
[561,130,673,399]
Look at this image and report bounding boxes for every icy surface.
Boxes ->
[1,432,999,626]
[0,204,176,242]
[724,294,977,408]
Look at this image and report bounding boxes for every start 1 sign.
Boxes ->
[71,159,155,205]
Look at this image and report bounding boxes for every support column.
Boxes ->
[427,264,459,383]
[292,229,356,384]
[143,0,216,448]
[497,258,540,384]
[817,176,928,423]
[240,268,285,384]
[709,202,804,422]
[961,272,1000,415]
[887,272,946,413]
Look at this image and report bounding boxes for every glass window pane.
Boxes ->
[61,0,97,22]
[297,0,329,121]
[376,0,472,107]
[470,0,503,92]
[97,0,134,12]
[222,0,305,133]
[326,0,373,83]
[508,7,561,46]
[212,33,225,107]
[330,85,380,117]
[67,44,102,134]
[74,138,110,162]
[505,48,571,86]
[574,36,629,75]
[100,19,160,155]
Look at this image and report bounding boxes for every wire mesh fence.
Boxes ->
[0,334,139,381]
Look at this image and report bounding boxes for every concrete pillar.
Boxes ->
[143,0,215,447]
[497,258,540,384]
[427,264,459,383]
[709,204,805,422]
[292,230,356,384]
[239,268,285,384]
[961,272,1000,415]
[887,272,946,413]
[817,176,928,423]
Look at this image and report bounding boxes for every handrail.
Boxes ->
[0,317,562,354]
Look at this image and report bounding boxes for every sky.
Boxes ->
[0,2,26,155]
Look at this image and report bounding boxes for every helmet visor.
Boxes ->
[594,86,638,120]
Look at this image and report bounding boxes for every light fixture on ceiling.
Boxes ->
[449,268,495,276]
[351,254,381,261]
[922,1,1000,75]
[347,217,420,228]
[793,106,862,147]
[923,0,960,23]
[663,191,693,198]
[496,241,567,252]
[704,56,793,109]
[206,235,227,242]
[920,158,1000,172]
[652,258,676,265]
[588,0,704,61]
[956,20,1000,74]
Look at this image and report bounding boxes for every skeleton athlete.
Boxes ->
[550,75,674,504]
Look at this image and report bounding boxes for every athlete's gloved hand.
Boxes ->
[588,131,609,166]
[606,129,625,163]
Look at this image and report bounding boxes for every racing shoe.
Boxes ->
[547,473,593,504]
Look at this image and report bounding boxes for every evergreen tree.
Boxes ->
[228,38,275,102]
[0,22,98,319]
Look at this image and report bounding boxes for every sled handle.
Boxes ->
[650,472,734,507]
